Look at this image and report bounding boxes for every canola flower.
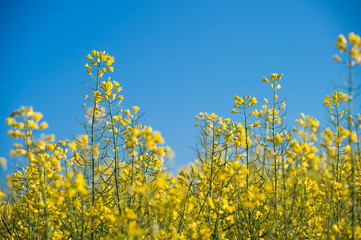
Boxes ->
[0,35,361,240]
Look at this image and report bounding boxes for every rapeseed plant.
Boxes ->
[0,34,360,239]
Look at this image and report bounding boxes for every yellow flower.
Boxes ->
[153,131,164,144]
[32,112,43,121]
[337,34,347,44]
[274,133,283,144]
[154,178,167,190]
[335,34,347,52]
[93,91,102,102]
[124,109,132,117]
[262,77,270,83]
[91,50,99,57]
[332,55,341,62]
[111,81,119,87]
[332,224,340,233]
[248,97,257,106]
[206,197,215,209]
[114,87,122,94]
[270,73,278,80]
[351,132,358,142]
[5,118,15,125]
[102,80,113,96]
[350,48,359,58]
[323,95,331,106]
[125,208,138,221]
[127,221,142,236]
[349,32,360,46]
[39,122,48,129]
[84,63,92,69]
[86,54,93,60]
[14,122,24,129]
[132,106,140,115]
[80,135,88,147]
[27,120,38,129]
[0,191,5,199]
[92,143,99,154]
[67,141,76,152]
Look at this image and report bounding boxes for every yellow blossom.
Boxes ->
[333,55,341,62]
[132,106,140,115]
[349,32,360,46]
[206,197,215,209]
[80,135,88,147]
[262,77,270,83]
[248,97,257,106]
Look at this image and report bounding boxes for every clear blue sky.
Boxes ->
[1,0,360,176]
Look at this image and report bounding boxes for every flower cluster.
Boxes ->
[334,32,361,64]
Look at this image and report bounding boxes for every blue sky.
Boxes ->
[1,0,360,176]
